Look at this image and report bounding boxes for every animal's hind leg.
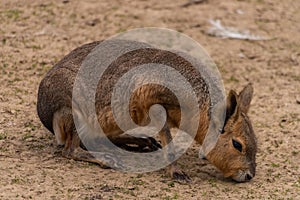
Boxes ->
[53,109,123,169]
[159,125,191,182]
[62,127,123,169]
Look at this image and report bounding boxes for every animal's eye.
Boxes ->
[232,139,243,152]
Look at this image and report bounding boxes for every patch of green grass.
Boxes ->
[127,177,145,186]
[291,179,300,188]
[2,63,9,69]
[0,146,8,152]
[161,187,171,192]
[1,9,22,20]
[168,181,175,188]
[69,13,77,19]
[37,62,52,73]
[163,194,179,200]
[29,144,45,150]
[291,75,300,81]
[114,193,122,198]
[274,173,281,178]
[222,187,231,192]
[24,121,38,131]
[11,176,24,184]
[117,28,127,33]
[271,163,280,168]
[136,174,143,178]
[111,6,119,11]
[0,132,7,140]
[30,45,42,50]
[29,63,38,70]
[228,75,239,83]
[22,133,33,140]
[15,87,23,94]
[256,0,265,3]
[208,178,218,187]
[13,77,22,82]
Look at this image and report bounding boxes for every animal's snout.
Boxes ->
[231,169,255,182]
[246,173,253,181]
[245,163,256,182]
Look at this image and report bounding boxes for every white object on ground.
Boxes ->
[207,19,269,41]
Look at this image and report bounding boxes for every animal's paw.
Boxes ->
[102,153,124,169]
[141,136,162,151]
[121,136,162,152]
[172,170,192,183]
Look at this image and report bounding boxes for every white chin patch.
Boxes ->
[232,171,249,182]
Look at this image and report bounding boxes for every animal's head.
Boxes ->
[206,84,257,182]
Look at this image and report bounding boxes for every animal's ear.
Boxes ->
[225,90,239,123]
[238,84,253,114]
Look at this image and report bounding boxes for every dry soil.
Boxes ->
[0,0,299,199]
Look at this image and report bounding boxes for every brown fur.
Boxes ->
[37,41,257,182]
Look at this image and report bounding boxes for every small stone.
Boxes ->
[296,97,300,104]
[86,19,100,27]
[181,0,206,7]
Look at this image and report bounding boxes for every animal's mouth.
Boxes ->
[231,170,254,182]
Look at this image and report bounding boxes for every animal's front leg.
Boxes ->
[159,126,191,182]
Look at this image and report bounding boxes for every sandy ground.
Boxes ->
[0,0,300,199]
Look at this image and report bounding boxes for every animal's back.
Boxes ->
[37,40,211,135]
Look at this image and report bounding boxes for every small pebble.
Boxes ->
[296,97,300,104]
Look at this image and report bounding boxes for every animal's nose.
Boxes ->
[246,173,253,181]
